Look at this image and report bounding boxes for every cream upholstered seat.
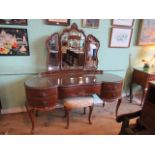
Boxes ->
[64,96,94,109]
[63,96,94,129]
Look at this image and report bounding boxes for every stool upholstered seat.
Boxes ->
[64,96,94,109]
[63,95,95,129]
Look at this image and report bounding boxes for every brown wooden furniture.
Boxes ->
[129,67,155,105]
[25,72,123,132]
[0,99,2,114]
[46,23,100,71]
[117,81,155,135]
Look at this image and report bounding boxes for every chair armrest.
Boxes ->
[116,110,141,123]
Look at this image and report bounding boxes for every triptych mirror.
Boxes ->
[46,23,100,71]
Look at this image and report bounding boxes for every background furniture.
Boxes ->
[117,81,155,135]
[129,67,155,105]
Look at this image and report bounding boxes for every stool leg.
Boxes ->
[83,107,86,115]
[65,109,70,129]
[88,106,93,124]
[35,111,39,117]
[63,108,67,118]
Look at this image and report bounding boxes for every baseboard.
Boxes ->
[1,106,26,114]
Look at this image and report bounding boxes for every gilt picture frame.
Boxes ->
[0,28,29,56]
[112,19,134,27]
[0,19,28,25]
[46,19,70,26]
[109,27,133,48]
[82,19,100,28]
[137,19,155,45]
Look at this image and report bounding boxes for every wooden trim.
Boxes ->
[46,19,70,26]
[112,19,134,27]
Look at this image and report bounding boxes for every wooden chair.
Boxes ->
[116,81,155,135]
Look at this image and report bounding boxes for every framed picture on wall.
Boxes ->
[138,19,155,45]
[0,19,28,25]
[112,19,134,27]
[82,19,100,28]
[46,19,70,26]
[0,28,29,56]
[109,27,133,48]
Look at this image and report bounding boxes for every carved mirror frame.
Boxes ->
[46,23,100,72]
[46,33,60,71]
[60,23,86,70]
[85,34,100,69]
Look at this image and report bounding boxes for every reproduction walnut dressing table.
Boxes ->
[129,67,155,105]
[25,23,123,132]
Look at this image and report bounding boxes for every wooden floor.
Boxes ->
[0,97,141,135]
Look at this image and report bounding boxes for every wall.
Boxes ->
[0,19,149,112]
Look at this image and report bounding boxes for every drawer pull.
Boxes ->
[43,101,48,106]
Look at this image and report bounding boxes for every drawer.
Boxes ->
[148,75,155,81]
[101,82,123,100]
[25,87,58,97]
[101,91,122,100]
[59,84,101,98]
[101,82,122,90]
[27,96,57,108]
[25,86,58,108]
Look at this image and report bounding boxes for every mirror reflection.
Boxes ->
[85,35,100,69]
[60,23,86,69]
[46,33,59,70]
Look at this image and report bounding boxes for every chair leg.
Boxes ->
[119,117,129,135]
[115,98,122,118]
[88,106,93,124]
[65,109,70,129]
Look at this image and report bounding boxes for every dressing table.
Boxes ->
[25,23,123,132]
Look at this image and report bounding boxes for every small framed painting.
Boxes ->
[109,27,133,48]
[46,19,70,26]
[82,19,100,28]
[112,19,134,27]
[0,28,29,56]
[0,19,28,25]
[138,19,155,45]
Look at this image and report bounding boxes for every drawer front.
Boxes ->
[59,84,101,98]
[25,86,58,108]
[148,75,155,81]
[101,82,123,100]
[133,70,148,86]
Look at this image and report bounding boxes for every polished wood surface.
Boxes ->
[129,67,155,105]
[25,73,123,97]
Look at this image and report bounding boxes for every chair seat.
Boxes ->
[64,96,93,109]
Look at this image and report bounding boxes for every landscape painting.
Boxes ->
[0,28,29,56]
